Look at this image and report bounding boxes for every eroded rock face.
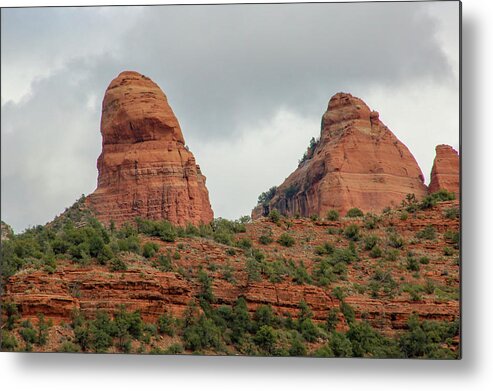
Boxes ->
[3,200,460,336]
[86,71,213,226]
[429,144,460,197]
[257,93,428,217]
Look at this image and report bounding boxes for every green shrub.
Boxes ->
[36,314,51,345]
[400,211,409,221]
[246,258,262,283]
[340,301,355,324]
[222,263,236,283]
[444,230,460,249]
[97,244,114,265]
[19,323,37,345]
[235,237,252,249]
[277,233,295,247]
[58,341,81,353]
[346,208,364,218]
[110,258,127,271]
[402,193,419,213]
[253,305,277,331]
[254,325,277,354]
[326,308,339,332]
[259,233,274,245]
[213,229,233,246]
[363,213,379,229]
[225,248,236,256]
[143,242,159,258]
[183,315,222,352]
[117,235,141,254]
[329,331,353,357]
[289,333,307,356]
[164,343,184,354]
[269,209,281,224]
[406,256,420,272]
[313,344,335,357]
[416,225,437,240]
[408,287,422,301]
[424,279,436,294]
[346,321,401,358]
[230,298,251,344]
[369,246,383,258]
[135,218,176,242]
[85,313,114,353]
[314,242,335,256]
[258,186,277,206]
[399,315,459,358]
[444,207,459,219]
[157,312,177,336]
[363,235,379,250]
[293,261,312,285]
[343,224,360,241]
[443,246,454,256]
[326,209,340,221]
[1,330,18,351]
[154,253,172,272]
[384,248,400,261]
[332,286,346,301]
[387,233,404,248]
[198,270,215,303]
[330,246,358,265]
[2,302,19,330]
[420,190,455,210]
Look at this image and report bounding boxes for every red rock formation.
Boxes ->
[86,71,213,226]
[429,144,460,197]
[254,93,428,218]
[4,267,458,332]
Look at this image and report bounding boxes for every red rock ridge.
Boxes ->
[86,71,213,226]
[428,144,460,197]
[254,93,428,218]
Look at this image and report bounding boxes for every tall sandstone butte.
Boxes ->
[254,93,428,218]
[428,144,460,197]
[86,71,213,226]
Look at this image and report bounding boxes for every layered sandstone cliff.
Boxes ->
[254,93,428,218]
[429,144,460,197]
[86,71,213,226]
[3,200,459,336]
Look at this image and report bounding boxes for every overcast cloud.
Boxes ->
[1,1,459,233]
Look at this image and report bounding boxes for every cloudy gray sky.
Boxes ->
[1,1,459,233]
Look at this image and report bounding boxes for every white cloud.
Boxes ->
[1,2,460,232]
[192,109,319,220]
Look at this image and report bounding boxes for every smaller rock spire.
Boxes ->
[429,144,460,197]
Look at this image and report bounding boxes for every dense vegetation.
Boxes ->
[0,192,460,357]
[0,299,459,357]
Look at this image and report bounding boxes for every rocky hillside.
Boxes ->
[1,193,460,357]
[86,71,213,227]
[253,93,460,220]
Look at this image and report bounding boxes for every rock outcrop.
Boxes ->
[428,144,460,197]
[86,71,213,226]
[1,221,13,241]
[254,93,428,218]
[3,199,460,336]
